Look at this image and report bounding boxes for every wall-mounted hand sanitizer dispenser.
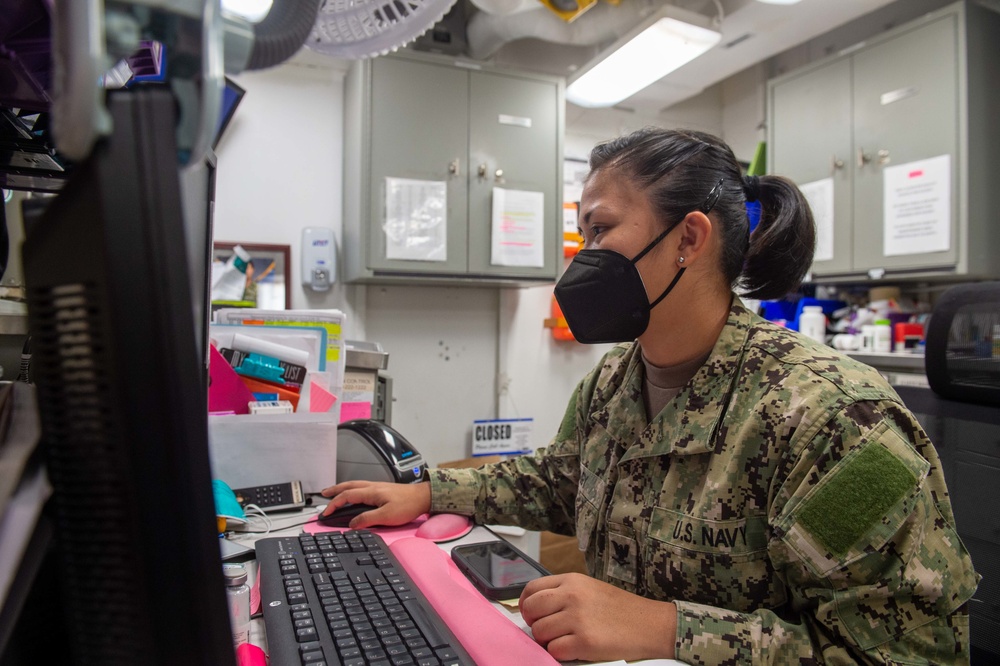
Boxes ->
[301,227,335,291]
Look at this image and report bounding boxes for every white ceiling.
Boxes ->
[466,0,952,114]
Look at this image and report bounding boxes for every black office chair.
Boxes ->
[892,281,1000,663]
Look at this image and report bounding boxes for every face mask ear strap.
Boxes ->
[631,223,677,265]
[648,267,686,310]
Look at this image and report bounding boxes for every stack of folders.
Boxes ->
[207,309,346,494]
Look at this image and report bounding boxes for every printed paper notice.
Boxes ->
[883,155,951,256]
[491,188,545,268]
[472,418,534,456]
[384,177,447,262]
[798,178,834,262]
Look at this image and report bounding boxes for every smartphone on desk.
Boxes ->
[451,540,550,600]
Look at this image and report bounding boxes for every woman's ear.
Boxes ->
[675,211,713,262]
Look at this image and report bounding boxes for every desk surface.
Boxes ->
[224,508,686,666]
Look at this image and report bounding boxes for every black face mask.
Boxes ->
[554,224,685,344]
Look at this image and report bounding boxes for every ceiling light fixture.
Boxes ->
[221,0,274,23]
[756,0,803,5]
[566,5,721,109]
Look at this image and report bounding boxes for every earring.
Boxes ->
[677,256,686,264]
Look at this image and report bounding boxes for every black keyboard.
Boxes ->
[256,531,474,666]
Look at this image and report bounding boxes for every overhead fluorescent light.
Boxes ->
[757,0,802,5]
[566,6,721,109]
[221,0,274,23]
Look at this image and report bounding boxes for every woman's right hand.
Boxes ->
[319,480,431,529]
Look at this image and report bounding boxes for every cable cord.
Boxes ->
[247,0,323,70]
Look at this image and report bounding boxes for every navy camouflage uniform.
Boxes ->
[429,300,979,665]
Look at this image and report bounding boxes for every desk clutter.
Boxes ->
[208,308,347,418]
[207,309,350,497]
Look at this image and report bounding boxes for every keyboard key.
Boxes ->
[300,650,325,663]
[295,627,318,642]
[435,648,459,662]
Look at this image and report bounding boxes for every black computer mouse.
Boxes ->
[315,503,378,527]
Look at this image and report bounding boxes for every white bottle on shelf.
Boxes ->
[873,319,893,353]
[799,306,826,344]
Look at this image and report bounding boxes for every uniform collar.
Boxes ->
[608,299,752,461]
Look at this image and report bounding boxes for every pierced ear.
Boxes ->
[676,211,713,259]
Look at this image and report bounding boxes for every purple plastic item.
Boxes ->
[127,40,164,79]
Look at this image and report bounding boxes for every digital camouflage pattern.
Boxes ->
[430,301,979,665]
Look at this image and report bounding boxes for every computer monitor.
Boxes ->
[19,87,235,664]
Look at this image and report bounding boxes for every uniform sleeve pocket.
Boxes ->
[779,421,931,578]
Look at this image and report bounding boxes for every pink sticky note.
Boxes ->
[309,381,338,413]
[339,401,371,423]
[208,345,254,415]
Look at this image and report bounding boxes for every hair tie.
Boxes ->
[742,175,761,203]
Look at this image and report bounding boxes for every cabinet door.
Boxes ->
[770,58,853,276]
[852,14,959,273]
[467,71,559,278]
[368,58,469,275]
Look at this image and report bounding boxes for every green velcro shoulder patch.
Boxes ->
[797,441,918,558]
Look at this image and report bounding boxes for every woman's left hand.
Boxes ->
[518,573,677,663]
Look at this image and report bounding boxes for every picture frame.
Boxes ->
[211,242,291,310]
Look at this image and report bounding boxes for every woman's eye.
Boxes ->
[591,226,605,238]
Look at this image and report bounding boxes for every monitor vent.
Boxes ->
[30,280,147,660]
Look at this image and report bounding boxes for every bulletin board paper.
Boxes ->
[384,177,447,262]
[491,188,545,268]
[798,177,835,262]
[883,154,951,256]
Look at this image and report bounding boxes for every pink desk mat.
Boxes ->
[390,537,557,666]
[302,517,558,665]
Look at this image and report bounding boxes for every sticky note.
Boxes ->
[339,401,372,423]
[309,381,338,413]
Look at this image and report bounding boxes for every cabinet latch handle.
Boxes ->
[877,149,891,166]
[857,147,872,169]
[832,155,845,173]
[449,159,460,176]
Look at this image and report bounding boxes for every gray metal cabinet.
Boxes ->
[851,13,959,274]
[770,58,853,276]
[767,0,1000,283]
[343,52,564,286]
